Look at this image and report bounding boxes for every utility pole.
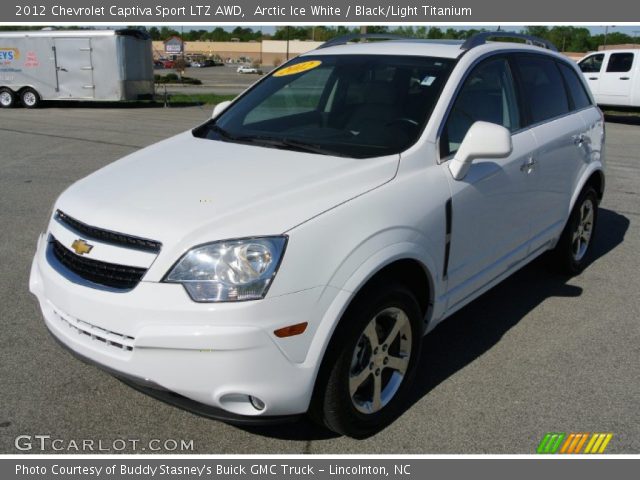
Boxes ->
[181,25,184,61]
[286,26,290,60]
[602,25,613,51]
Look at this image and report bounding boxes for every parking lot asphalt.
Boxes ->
[0,107,638,454]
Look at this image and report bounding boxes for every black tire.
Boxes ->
[20,88,41,108]
[551,186,599,275]
[0,87,16,108]
[310,281,423,438]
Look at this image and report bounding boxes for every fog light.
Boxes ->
[249,395,265,411]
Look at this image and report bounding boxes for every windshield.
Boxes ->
[193,55,454,159]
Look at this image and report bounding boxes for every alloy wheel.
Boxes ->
[572,197,594,262]
[349,307,412,414]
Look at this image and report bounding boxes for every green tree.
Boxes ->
[148,27,160,40]
[427,27,444,39]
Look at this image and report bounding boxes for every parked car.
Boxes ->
[237,65,259,74]
[578,49,640,107]
[190,61,204,68]
[161,59,175,69]
[30,32,605,438]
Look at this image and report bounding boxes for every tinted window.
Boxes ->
[558,62,592,110]
[579,54,604,73]
[194,55,454,159]
[516,56,570,124]
[606,53,634,73]
[244,67,331,124]
[442,58,520,156]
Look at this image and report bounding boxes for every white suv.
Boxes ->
[30,33,605,438]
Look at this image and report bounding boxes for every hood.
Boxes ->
[56,131,399,252]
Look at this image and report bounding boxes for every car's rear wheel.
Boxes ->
[552,186,599,275]
[311,282,423,438]
[0,88,16,108]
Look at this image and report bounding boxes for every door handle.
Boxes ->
[588,77,598,80]
[520,157,536,173]
[57,67,68,72]
[620,77,630,80]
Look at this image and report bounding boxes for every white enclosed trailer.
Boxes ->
[0,29,154,108]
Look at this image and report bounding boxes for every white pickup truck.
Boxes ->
[578,49,640,107]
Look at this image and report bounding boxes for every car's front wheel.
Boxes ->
[311,282,423,438]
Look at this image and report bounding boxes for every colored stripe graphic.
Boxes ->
[585,433,613,454]
[537,433,566,454]
[560,433,589,453]
[539,433,613,454]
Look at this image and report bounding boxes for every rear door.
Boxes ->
[53,37,95,99]
[514,54,589,252]
[578,53,605,100]
[599,52,636,106]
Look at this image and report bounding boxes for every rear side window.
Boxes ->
[557,62,592,110]
[606,53,634,73]
[442,58,520,157]
[516,56,570,124]
[579,54,604,73]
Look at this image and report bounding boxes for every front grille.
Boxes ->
[50,236,147,289]
[55,210,162,253]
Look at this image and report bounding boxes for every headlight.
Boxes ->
[164,236,287,302]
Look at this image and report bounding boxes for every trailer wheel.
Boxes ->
[20,88,41,108]
[0,88,16,108]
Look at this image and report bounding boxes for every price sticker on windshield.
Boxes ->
[273,60,322,77]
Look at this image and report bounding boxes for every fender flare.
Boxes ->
[569,163,605,215]
[301,241,439,375]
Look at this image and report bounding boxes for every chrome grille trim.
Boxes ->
[55,210,162,253]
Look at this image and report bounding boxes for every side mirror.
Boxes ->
[211,100,232,119]
[448,121,513,181]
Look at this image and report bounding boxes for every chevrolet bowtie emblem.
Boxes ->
[71,239,93,255]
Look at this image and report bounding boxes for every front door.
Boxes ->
[578,53,605,100]
[54,38,94,99]
[441,57,537,311]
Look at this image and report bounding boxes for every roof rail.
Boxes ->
[318,33,407,49]
[461,31,558,52]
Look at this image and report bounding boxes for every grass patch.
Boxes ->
[154,73,202,85]
[163,93,236,105]
[603,109,640,117]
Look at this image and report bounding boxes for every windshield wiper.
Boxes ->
[232,135,349,157]
[208,124,237,141]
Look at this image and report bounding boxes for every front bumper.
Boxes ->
[29,234,341,419]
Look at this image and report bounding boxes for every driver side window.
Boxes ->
[442,58,520,158]
[579,54,604,73]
